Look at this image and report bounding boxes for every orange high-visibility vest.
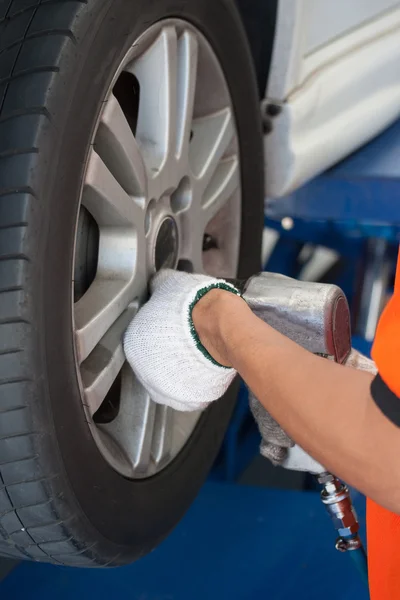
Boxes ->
[368,248,400,598]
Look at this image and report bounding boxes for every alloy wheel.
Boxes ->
[73,19,241,478]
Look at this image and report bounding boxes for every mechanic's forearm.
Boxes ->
[194,291,400,512]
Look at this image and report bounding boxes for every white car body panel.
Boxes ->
[265,1,400,198]
[305,0,400,55]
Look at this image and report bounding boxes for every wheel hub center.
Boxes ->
[154,216,179,271]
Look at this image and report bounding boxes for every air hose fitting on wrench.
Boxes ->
[238,272,368,583]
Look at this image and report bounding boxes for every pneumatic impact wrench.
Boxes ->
[239,272,368,583]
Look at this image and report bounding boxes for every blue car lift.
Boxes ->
[1,119,400,600]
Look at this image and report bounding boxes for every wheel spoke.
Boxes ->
[178,213,204,273]
[83,150,144,227]
[80,306,136,416]
[96,94,147,197]
[176,31,198,159]
[183,241,204,273]
[202,156,239,224]
[151,405,173,467]
[173,411,202,454]
[75,280,139,363]
[131,26,178,173]
[105,366,157,475]
[190,108,234,189]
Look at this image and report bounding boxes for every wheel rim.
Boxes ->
[73,18,241,478]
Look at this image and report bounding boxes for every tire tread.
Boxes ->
[0,0,106,566]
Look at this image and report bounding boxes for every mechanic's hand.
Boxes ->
[250,348,376,471]
[123,269,242,412]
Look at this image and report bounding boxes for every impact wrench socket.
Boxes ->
[242,272,364,556]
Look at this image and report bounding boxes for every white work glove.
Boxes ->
[123,270,241,412]
[250,349,377,472]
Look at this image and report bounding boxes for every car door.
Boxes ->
[264,0,400,197]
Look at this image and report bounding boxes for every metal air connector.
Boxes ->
[317,472,361,551]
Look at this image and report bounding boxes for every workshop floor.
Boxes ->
[0,482,369,600]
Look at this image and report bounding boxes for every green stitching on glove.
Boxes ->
[188,282,241,368]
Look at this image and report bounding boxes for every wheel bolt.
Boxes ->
[203,234,218,251]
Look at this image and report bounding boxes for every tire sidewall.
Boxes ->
[35,0,264,563]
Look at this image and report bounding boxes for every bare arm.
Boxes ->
[193,290,400,513]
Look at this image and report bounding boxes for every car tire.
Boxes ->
[0,0,264,566]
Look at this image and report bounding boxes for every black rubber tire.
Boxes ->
[0,0,264,566]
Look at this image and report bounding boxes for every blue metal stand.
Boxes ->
[267,118,400,225]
